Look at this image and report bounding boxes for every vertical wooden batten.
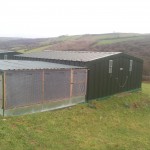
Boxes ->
[70,69,73,98]
[85,69,88,101]
[2,72,6,116]
[42,70,45,103]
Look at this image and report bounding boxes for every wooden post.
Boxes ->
[3,72,6,116]
[85,69,89,101]
[70,69,73,98]
[42,70,45,103]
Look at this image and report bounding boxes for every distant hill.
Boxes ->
[0,33,150,76]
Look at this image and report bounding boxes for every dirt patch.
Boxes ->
[124,99,150,109]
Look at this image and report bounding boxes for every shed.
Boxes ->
[0,60,87,116]
[15,50,143,100]
[0,50,21,59]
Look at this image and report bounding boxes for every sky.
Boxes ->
[0,0,150,38]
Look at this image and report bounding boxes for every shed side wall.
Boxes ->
[86,53,143,100]
[0,52,20,59]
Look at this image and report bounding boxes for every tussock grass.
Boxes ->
[0,83,150,150]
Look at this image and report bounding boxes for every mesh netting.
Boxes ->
[72,69,87,96]
[44,70,71,101]
[5,69,87,109]
[5,71,43,108]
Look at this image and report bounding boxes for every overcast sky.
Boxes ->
[0,0,150,38]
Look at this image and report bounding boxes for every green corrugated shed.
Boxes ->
[0,50,21,59]
[15,50,143,100]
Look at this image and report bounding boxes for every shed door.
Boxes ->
[115,57,130,92]
[72,69,87,97]
[0,75,2,108]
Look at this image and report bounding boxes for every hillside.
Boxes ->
[0,33,150,76]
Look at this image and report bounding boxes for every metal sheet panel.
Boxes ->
[16,51,121,62]
[0,60,83,71]
[4,96,86,116]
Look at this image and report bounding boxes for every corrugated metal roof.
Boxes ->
[0,50,15,54]
[17,50,121,62]
[0,60,83,71]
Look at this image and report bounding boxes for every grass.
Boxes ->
[0,83,150,150]
[93,36,145,46]
[17,45,52,53]
[142,82,150,96]
[17,35,82,54]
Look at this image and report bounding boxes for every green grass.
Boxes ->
[17,35,82,54]
[93,36,145,46]
[0,83,150,150]
[142,82,150,96]
[17,45,52,53]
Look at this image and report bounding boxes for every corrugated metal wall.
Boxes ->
[0,52,21,59]
[86,53,143,100]
[4,69,87,109]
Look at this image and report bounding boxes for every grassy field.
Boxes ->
[0,83,150,150]
[17,45,52,53]
[142,82,150,96]
[93,36,145,46]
